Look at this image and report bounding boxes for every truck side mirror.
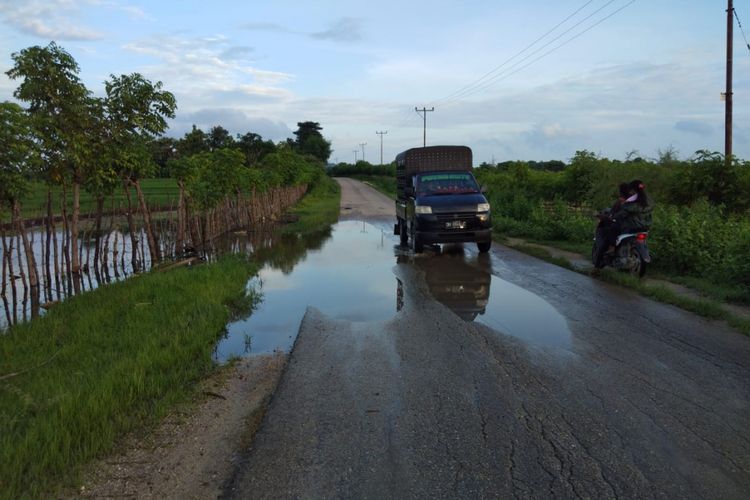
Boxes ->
[480,185,488,194]
[405,186,415,197]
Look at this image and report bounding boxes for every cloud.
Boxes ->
[240,22,293,33]
[0,0,103,40]
[310,17,363,42]
[168,108,292,142]
[122,34,294,103]
[674,120,713,136]
[241,17,363,43]
[219,46,255,62]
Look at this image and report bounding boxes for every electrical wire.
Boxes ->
[432,0,596,106]
[436,0,628,107]
[734,8,750,55]
[442,0,636,103]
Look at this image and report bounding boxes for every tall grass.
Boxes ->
[0,257,257,498]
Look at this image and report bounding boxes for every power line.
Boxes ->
[433,0,596,106]
[359,142,367,162]
[438,0,635,105]
[734,8,750,55]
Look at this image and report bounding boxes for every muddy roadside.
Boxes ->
[72,354,286,499]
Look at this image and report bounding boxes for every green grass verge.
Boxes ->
[283,176,341,234]
[661,274,750,306]
[8,179,179,222]
[349,175,396,199]
[0,256,257,499]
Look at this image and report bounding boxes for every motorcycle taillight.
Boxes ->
[637,233,648,242]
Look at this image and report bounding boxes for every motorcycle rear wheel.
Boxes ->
[627,245,647,277]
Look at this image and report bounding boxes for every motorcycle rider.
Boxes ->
[594,180,653,268]
[593,182,630,268]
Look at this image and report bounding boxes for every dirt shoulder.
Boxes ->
[74,354,286,499]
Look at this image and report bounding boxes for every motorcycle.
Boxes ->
[592,209,651,277]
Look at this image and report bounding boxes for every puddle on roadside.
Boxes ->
[215,221,572,362]
[402,247,572,349]
[214,221,397,361]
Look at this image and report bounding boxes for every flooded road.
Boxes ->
[225,178,750,500]
[216,220,572,360]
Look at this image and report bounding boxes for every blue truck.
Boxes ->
[393,146,492,253]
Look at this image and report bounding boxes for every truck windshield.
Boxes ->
[416,172,479,196]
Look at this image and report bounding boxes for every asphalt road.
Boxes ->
[224,179,750,499]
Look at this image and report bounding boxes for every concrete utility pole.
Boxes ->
[726,0,734,167]
[359,142,367,162]
[353,150,359,163]
[415,107,435,147]
[376,131,388,165]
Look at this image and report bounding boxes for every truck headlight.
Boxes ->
[415,205,432,214]
[477,203,490,212]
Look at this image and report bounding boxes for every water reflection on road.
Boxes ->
[216,220,572,362]
[215,221,396,360]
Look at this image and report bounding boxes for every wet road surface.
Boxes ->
[223,179,750,499]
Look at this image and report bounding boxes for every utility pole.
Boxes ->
[359,142,367,162]
[376,131,388,165]
[415,107,435,147]
[726,0,734,168]
[353,149,359,163]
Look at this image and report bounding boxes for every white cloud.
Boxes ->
[169,108,292,141]
[0,0,103,40]
[122,34,295,104]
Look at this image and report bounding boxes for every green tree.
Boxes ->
[0,102,40,287]
[236,132,276,165]
[7,42,91,278]
[105,72,176,264]
[208,125,234,150]
[293,121,331,162]
[178,125,209,157]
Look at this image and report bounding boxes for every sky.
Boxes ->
[1,0,749,165]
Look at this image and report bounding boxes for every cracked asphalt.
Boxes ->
[223,179,750,499]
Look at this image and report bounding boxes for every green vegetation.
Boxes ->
[8,178,179,221]
[0,256,258,498]
[282,175,341,234]
[476,150,750,295]
[0,163,344,499]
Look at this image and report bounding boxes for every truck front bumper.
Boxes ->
[414,213,492,244]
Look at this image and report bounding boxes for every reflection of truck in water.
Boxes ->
[397,253,492,321]
[393,146,492,253]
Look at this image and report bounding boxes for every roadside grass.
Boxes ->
[282,176,341,234]
[0,256,258,499]
[661,274,750,306]
[502,237,750,337]
[7,178,179,222]
[349,174,396,199]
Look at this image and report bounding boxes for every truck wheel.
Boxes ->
[477,241,491,253]
[410,223,423,253]
[399,219,408,246]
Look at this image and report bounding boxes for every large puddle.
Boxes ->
[215,220,572,362]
